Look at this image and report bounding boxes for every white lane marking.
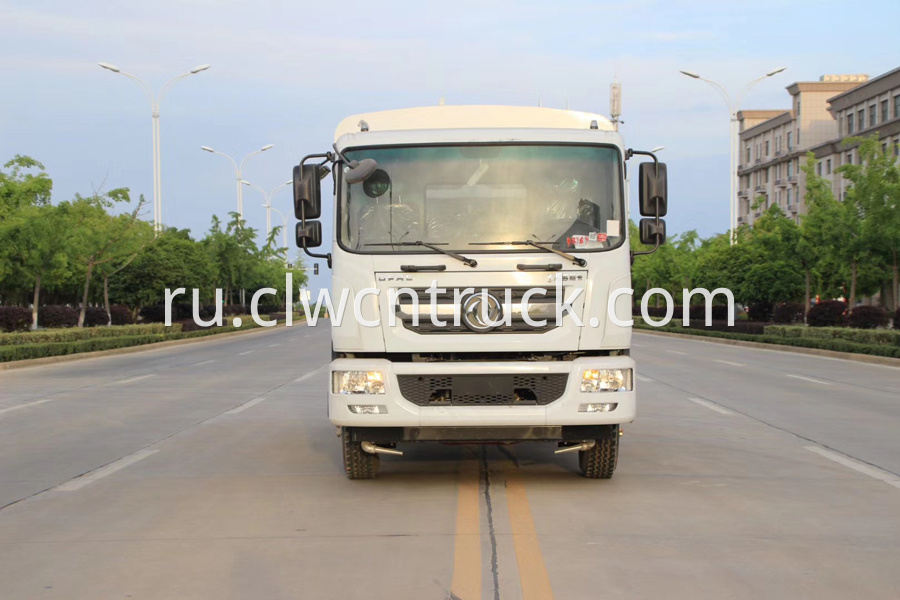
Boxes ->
[268,343,281,348]
[786,374,832,386]
[293,366,325,384]
[635,374,654,383]
[0,398,56,416]
[714,359,745,367]
[687,397,734,415]
[666,350,687,356]
[114,374,156,385]
[238,350,254,356]
[192,359,216,367]
[224,396,267,415]
[805,446,900,490]
[54,449,159,492]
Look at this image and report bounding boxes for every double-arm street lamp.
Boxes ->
[200,144,275,218]
[242,180,292,264]
[679,67,786,243]
[99,63,211,233]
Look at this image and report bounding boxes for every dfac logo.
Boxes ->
[461,292,503,332]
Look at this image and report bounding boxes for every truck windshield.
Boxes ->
[339,144,623,253]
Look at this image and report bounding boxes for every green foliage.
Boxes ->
[0,323,179,346]
[764,325,900,346]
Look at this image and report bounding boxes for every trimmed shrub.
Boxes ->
[39,305,78,328]
[83,307,110,327]
[256,302,283,315]
[110,305,134,326]
[772,302,805,324]
[846,305,890,330]
[747,302,774,323]
[807,300,847,327]
[223,304,246,316]
[0,307,32,332]
[0,323,181,346]
[765,325,900,346]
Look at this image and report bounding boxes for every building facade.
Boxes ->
[736,75,869,226]
[810,66,900,202]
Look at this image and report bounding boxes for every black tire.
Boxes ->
[341,427,379,479]
[578,425,619,479]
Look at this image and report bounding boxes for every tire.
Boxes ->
[341,427,379,479]
[578,425,619,479]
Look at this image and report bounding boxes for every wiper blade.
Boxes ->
[469,240,586,267]
[365,241,477,268]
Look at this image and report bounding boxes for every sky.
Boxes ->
[2,0,899,294]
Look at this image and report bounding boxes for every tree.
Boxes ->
[0,155,52,218]
[69,189,146,327]
[839,135,900,310]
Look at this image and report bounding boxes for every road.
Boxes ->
[1,325,899,599]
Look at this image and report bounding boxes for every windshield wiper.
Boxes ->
[469,240,586,267]
[365,241,477,268]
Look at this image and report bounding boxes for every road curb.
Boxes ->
[634,328,900,368]
[0,323,302,372]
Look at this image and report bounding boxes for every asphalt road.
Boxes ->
[1,325,899,599]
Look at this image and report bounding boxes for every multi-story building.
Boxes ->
[810,66,900,202]
[736,75,869,226]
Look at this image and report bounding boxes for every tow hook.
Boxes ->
[361,441,404,456]
[555,441,596,455]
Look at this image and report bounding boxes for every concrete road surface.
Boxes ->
[1,324,899,599]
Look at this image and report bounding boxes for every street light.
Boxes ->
[268,205,290,265]
[201,144,275,217]
[241,179,291,236]
[680,67,786,243]
[99,62,211,233]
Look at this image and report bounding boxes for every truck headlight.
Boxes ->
[333,371,386,395]
[581,368,632,392]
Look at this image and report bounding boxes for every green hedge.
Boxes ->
[764,325,900,346]
[0,318,273,362]
[0,323,182,347]
[634,321,900,359]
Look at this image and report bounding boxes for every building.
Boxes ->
[810,66,900,202]
[736,75,869,226]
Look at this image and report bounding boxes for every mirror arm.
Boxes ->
[631,213,662,258]
[627,148,660,176]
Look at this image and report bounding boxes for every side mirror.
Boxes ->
[639,162,668,217]
[296,220,322,249]
[639,218,666,246]
[293,164,324,220]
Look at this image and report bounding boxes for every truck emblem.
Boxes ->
[461,292,503,332]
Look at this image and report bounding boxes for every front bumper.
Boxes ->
[328,356,636,427]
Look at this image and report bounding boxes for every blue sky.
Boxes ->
[2,0,899,292]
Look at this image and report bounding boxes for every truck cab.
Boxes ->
[293,105,667,479]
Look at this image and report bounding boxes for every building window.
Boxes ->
[858,109,865,130]
[882,99,890,123]
[826,158,832,174]
[848,112,855,134]
[765,168,770,183]
[895,95,900,119]
[870,105,877,128]
[796,129,800,146]
[787,161,793,178]
[746,147,751,163]
[817,161,822,176]
[787,131,793,150]
[765,140,770,156]
[846,151,853,165]
[786,188,792,205]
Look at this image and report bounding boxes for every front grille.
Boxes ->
[397,373,568,406]
[394,286,559,334]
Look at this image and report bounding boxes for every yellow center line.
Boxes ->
[506,470,555,600]
[451,460,482,600]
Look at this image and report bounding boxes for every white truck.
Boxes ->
[293,105,667,479]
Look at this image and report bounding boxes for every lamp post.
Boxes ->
[241,179,291,236]
[679,67,786,243]
[99,63,210,233]
[268,206,290,265]
[200,144,274,218]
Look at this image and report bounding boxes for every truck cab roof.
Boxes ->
[334,105,615,142]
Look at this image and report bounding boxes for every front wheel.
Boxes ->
[341,427,379,479]
[578,425,619,479]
